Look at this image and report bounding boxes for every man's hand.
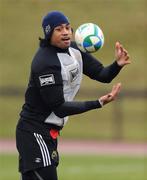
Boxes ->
[99,83,122,106]
[115,42,131,67]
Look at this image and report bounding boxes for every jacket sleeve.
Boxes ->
[82,52,122,83]
[33,65,65,109]
[54,100,102,118]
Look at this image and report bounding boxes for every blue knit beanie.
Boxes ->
[42,11,70,39]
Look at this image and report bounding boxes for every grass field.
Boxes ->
[0,154,146,180]
[0,0,146,141]
[0,96,146,141]
[0,0,146,88]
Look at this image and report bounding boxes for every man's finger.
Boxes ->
[115,41,120,50]
[111,83,121,96]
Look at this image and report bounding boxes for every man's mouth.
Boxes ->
[62,37,70,42]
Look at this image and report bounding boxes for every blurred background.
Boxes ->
[0,0,146,180]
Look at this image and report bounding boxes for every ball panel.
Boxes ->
[94,41,102,50]
[85,46,96,53]
[89,36,100,45]
[83,35,93,47]
[93,24,99,36]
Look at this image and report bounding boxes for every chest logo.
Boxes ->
[70,67,79,82]
[39,74,55,86]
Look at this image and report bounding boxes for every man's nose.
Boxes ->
[62,28,68,34]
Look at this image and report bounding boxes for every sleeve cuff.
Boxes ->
[98,99,104,107]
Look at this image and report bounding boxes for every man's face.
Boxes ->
[50,24,72,49]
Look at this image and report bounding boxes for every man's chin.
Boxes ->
[61,41,71,49]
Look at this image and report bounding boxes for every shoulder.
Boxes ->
[70,41,80,50]
[70,41,97,62]
[69,41,83,59]
[70,41,92,58]
[31,47,61,74]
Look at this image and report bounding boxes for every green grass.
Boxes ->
[0,95,146,142]
[0,154,146,180]
[0,0,147,141]
[59,155,146,180]
[0,0,146,88]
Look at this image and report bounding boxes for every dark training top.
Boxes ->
[17,41,122,134]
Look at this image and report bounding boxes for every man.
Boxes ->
[16,11,130,180]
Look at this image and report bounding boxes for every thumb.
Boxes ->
[115,41,120,51]
[111,83,122,97]
[115,42,123,58]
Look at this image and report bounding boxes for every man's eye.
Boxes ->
[66,26,71,30]
[55,28,61,31]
